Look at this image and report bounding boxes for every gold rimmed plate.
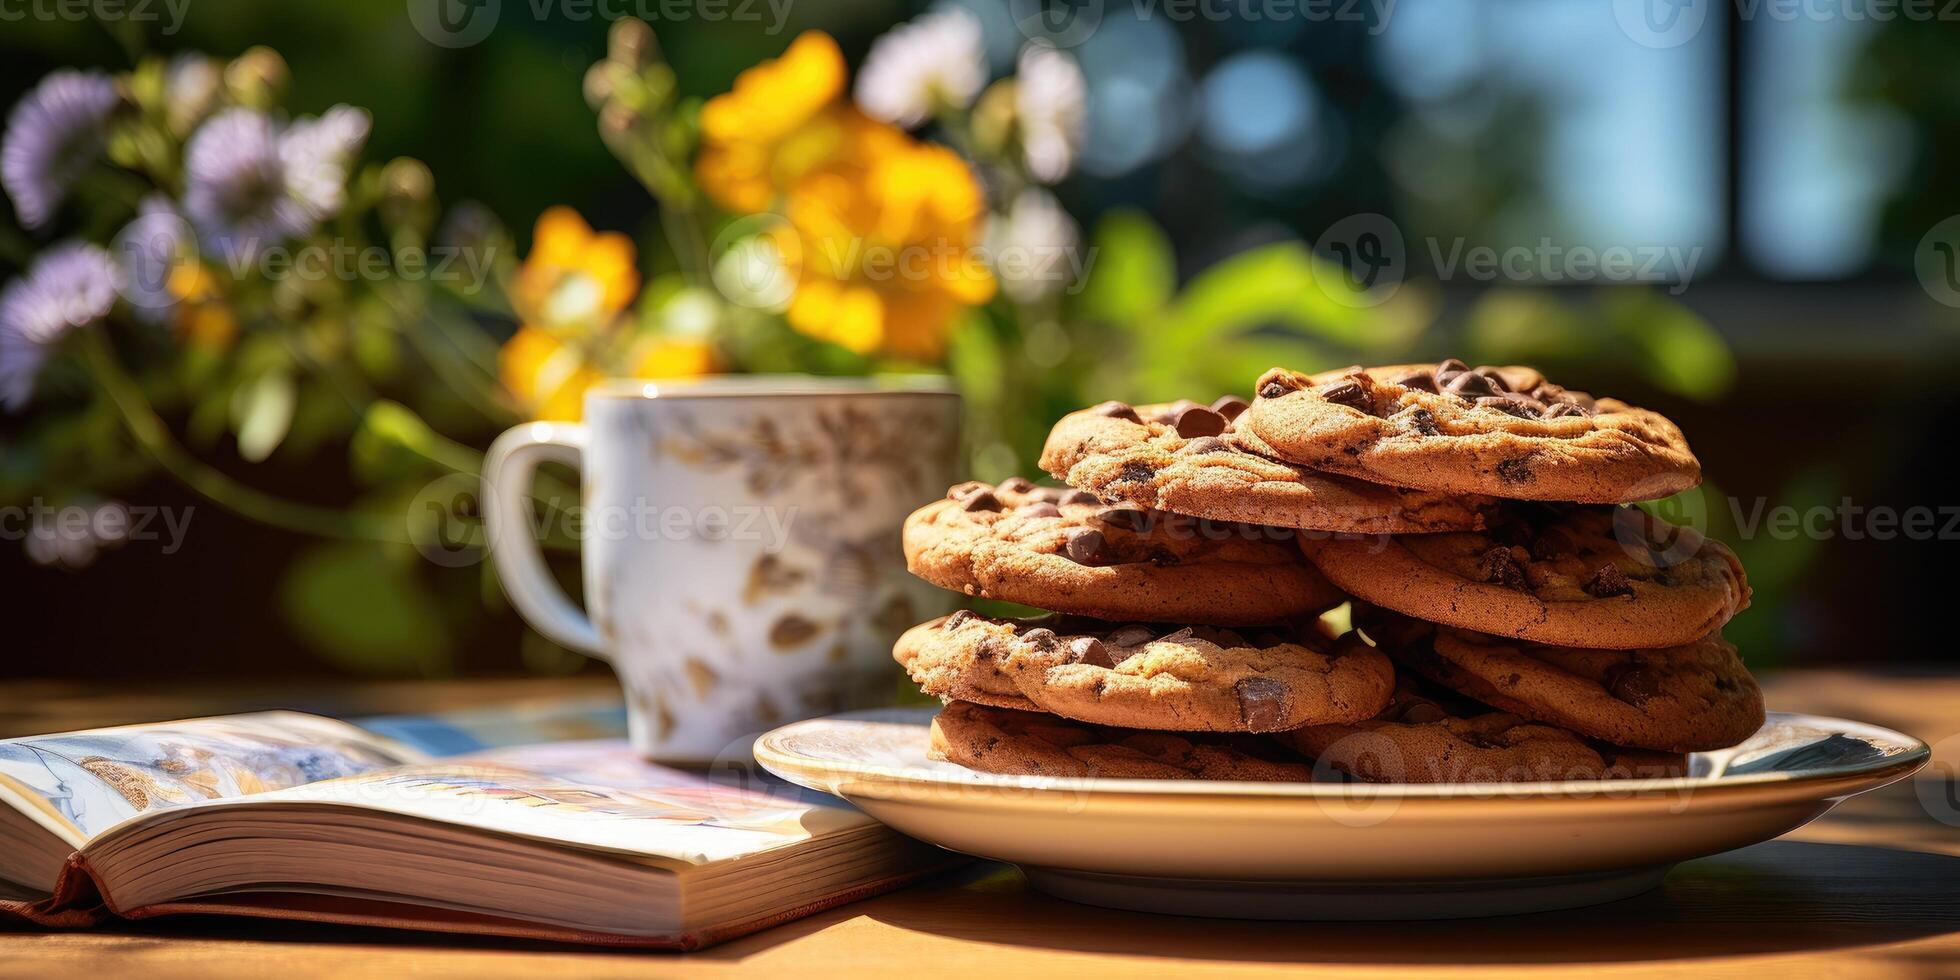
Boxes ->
[754,709,1927,920]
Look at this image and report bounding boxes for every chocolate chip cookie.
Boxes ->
[904,478,1345,625]
[1596,746,1691,779]
[927,700,1316,781]
[1270,648,1610,783]
[1364,612,1765,752]
[1241,361,1701,503]
[1300,505,1749,649]
[1039,398,1500,533]
[896,610,1393,732]
[893,613,1042,713]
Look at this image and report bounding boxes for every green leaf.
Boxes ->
[1161,243,1402,350]
[280,542,452,675]
[1605,291,1736,401]
[1075,208,1174,326]
[1462,288,1592,362]
[946,310,1005,411]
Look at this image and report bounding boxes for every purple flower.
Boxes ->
[113,195,195,322]
[0,243,122,409]
[182,105,370,261]
[2,70,121,230]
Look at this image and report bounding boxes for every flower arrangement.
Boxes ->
[1,13,1731,670]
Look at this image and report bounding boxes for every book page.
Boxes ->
[241,739,872,865]
[0,712,425,846]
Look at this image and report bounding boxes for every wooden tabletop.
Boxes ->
[3,670,1956,978]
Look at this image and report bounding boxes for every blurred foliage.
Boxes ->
[0,6,1764,675]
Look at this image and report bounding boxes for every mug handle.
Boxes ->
[482,421,604,657]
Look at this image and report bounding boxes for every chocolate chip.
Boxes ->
[1528,529,1574,561]
[999,476,1035,493]
[1475,395,1539,418]
[1235,676,1288,730]
[1107,625,1157,647]
[1478,369,1511,393]
[942,609,975,629]
[1063,527,1105,564]
[1584,562,1634,598]
[1020,626,1059,650]
[1059,488,1099,506]
[1177,436,1230,455]
[1607,664,1661,704]
[1146,546,1181,566]
[1117,461,1156,487]
[1407,407,1440,436]
[946,481,989,501]
[1317,379,1371,410]
[1094,503,1150,531]
[959,489,1002,512]
[1496,456,1534,483]
[1544,402,1592,419]
[1091,400,1143,423]
[1445,371,1496,398]
[1028,485,1066,503]
[1172,405,1228,438]
[1480,546,1529,591]
[1152,400,1200,425]
[1066,636,1113,668]
[1209,395,1250,419]
[1019,502,1061,519]
[1393,371,1438,393]
[1436,357,1470,376]
[1158,626,1196,645]
[1256,370,1304,400]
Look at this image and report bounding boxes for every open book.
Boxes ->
[0,712,950,948]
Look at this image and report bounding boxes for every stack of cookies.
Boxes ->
[896,360,1762,783]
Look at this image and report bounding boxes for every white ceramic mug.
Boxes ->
[483,376,961,762]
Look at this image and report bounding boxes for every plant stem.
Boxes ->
[81,326,407,543]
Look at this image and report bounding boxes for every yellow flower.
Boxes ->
[513,206,639,331]
[499,325,598,422]
[501,206,650,420]
[694,32,910,214]
[776,141,994,361]
[633,336,719,377]
[167,262,237,348]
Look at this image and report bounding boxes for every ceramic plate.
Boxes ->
[754,709,1928,919]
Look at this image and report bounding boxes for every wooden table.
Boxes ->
[3,671,1956,978]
